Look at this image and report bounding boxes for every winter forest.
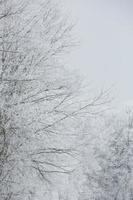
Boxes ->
[0,0,133,199]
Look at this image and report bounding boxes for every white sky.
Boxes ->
[63,0,133,105]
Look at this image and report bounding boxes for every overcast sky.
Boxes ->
[63,0,133,105]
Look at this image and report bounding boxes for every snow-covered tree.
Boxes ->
[80,108,133,200]
[0,1,111,199]
[0,0,80,199]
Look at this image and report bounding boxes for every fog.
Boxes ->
[63,0,133,105]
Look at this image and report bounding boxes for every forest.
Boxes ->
[0,0,133,199]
